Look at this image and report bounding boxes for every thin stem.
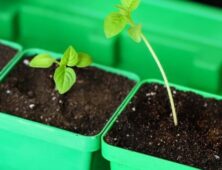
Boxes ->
[54,60,60,65]
[140,33,178,126]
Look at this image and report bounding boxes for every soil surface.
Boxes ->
[0,57,135,136]
[0,44,17,71]
[106,83,222,170]
[191,0,222,7]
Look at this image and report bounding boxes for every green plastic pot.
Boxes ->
[0,39,22,80]
[2,0,222,93]
[117,0,222,94]
[0,49,139,170]
[16,0,222,94]
[102,79,222,170]
[118,30,222,94]
[0,1,18,39]
[18,4,116,66]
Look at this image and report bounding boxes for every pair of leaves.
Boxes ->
[104,0,142,43]
[60,46,79,67]
[60,46,92,68]
[30,46,92,69]
[29,46,92,94]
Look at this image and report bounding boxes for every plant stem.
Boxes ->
[54,60,60,65]
[140,33,178,126]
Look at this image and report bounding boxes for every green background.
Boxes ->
[1,0,222,94]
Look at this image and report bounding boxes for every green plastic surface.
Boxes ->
[1,0,222,93]
[118,30,222,94]
[0,49,139,170]
[115,0,222,94]
[0,1,18,40]
[102,79,222,170]
[0,39,22,80]
[18,4,116,66]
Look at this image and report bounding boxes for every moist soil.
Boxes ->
[105,83,222,170]
[0,57,135,136]
[191,0,222,7]
[0,44,17,71]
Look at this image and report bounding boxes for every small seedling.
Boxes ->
[29,46,92,94]
[104,0,178,126]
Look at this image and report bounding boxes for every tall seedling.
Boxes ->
[104,0,178,126]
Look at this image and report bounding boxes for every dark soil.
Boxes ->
[0,44,17,71]
[191,0,222,8]
[0,56,135,136]
[105,83,222,170]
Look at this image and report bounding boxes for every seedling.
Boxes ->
[29,46,92,94]
[104,0,178,126]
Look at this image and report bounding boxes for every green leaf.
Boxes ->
[76,52,92,68]
[60,46,78,67]
[121,0,140,11]
[104,12,127,38]
[54,66,76,94]
[29,54,56,68]
[116,4,129,16]
[128,24,142,43]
